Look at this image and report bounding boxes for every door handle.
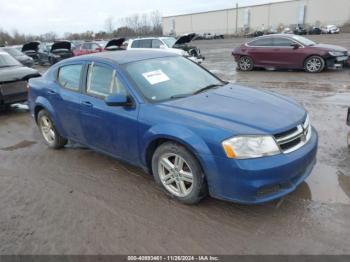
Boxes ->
[81,101,93,107]
[47,90,56,95]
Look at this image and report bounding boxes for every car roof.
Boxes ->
[68,50,178,65]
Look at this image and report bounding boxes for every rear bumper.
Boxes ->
[199,127,318,204]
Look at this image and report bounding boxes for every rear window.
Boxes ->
[248,38,273,47]
[131,40,140,48]
[58,64,83,91]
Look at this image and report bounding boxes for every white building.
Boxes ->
[162,0,350,35]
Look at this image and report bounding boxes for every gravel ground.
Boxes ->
[0,33,350,255]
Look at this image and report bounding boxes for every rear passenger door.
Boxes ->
[247,38,274,66]
[50,63,86,142]
[79,62,139,161]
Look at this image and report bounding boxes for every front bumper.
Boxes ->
[326,55,349,69]
[0,81,28,105]
[199,127,318,204]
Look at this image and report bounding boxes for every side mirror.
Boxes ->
[159,44,166,49]
[291,43,300,49]
[105,93,131,107]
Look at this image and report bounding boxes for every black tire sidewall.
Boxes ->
[152,142,207,204]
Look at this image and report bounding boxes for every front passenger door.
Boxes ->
[80,62,139,161]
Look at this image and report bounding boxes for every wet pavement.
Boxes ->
[0,34,349,254]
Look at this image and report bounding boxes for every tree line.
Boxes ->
[0,11,162,45]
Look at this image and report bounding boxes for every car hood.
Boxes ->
[159,84,306,135]
[105,38,125,49]
[0,66,39,83]
[22,42,40,52]
[312,44,347,52]
[174,33,196,46]
[51,41,72,51]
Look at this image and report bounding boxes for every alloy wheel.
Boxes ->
[306,57,323,72]
[39,115,56,145]
[239,57,252,71]
[158,153,194,197]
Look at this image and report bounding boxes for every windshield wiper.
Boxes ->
[170,93,192,100]
[193,83,225,95]
[0,65,13,68]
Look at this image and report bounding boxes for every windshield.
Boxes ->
[123,56,223,102]
[0,53,21,67]
[161,37,177,48]
[292,35,316,46]
[3,48,24,56]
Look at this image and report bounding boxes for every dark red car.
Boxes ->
[232,34,349,73]
[73,42,103,56]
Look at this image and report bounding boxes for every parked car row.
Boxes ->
[248,25,341,37]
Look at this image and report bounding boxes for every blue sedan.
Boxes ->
[28,51,318,204]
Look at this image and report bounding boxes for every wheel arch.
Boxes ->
[142,125,213,175]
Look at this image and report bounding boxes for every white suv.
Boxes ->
[127,36,204,64]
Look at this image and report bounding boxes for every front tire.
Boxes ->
[37,110,67,149]
[304,56,325,73]
[237,56,254,71]
[152,142,207,204]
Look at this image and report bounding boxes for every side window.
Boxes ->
[131,40,140,48]
[91,43,99,50]
[273,38,294,47]
[86,63,127,98]
[139,39,152,48]
[58,64,83,91]
[152,39,163,48]
[248,38,273,47]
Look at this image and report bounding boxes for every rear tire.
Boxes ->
[152,142,208,204]
[237,56,254,71]
[37,110,67,149]
[304,56,325,73]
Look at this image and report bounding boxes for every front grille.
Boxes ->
[257,184,281,197]
[274,116,312,154]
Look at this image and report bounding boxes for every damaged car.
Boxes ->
[127,34,204,64]
[48,41,75,65]
[232,34,349,73]
[1,47,34,68]
[28,51,317,205]
[0,51,40,107]
[22,41,50,65]
[104,38,126,51]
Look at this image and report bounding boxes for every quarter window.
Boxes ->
[131,40,140,48]
[86,63,127,98]
[58,64,83,91]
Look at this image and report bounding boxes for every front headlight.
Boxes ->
[222,135,280,159]
[329,51,344,56]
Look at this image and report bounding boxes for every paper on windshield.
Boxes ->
[142,70,170,85]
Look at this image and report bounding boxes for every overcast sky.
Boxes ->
[0,0,286,36]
